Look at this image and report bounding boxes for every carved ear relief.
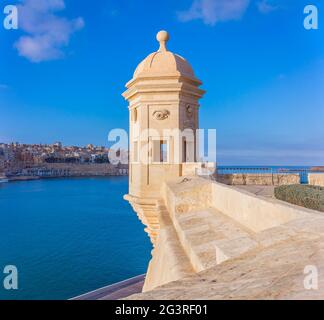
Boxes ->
[153,110,170,120]
[186,105,193,118]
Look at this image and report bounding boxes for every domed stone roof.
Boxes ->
[133,31,196,80]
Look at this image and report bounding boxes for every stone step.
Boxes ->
[173,207,259,272]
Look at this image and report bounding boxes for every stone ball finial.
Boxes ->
[156,30,169,52]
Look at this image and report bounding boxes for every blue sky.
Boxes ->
[0,0,323,165]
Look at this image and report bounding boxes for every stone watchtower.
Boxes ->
[123,31,206,243]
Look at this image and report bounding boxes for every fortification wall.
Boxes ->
[21,163,128,177]
[216,173,300,186]
[141,176,318,294]
[309,173,324,187]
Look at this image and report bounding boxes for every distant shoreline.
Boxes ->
[6,174,129,183]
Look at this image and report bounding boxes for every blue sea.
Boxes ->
[0,177,152,300]
[0,166,315,300]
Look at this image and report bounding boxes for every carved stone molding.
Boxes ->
[131,108,138,122]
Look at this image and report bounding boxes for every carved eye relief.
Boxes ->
[152,110,170,120]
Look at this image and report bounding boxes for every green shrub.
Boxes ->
[274,184,324,212]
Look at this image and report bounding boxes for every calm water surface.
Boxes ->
[0,177,151,300]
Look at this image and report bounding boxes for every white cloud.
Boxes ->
[15,0,84,63]
[256,0,278,14]
[177,0,251,26]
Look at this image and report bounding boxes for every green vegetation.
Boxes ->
[274,184,324,212]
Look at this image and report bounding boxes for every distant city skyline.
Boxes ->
[1,0,323,166]
[0,141,116,148]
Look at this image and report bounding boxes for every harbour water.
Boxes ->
[0,166,315,300]
[0,177,151,300]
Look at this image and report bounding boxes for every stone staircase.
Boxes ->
[173,207,259,272]
[142,194,264,291]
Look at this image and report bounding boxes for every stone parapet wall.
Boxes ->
[210,181,301,232]
[216,173,300,186]
[309,173,324,187]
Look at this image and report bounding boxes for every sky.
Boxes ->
[0,0,323,165]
